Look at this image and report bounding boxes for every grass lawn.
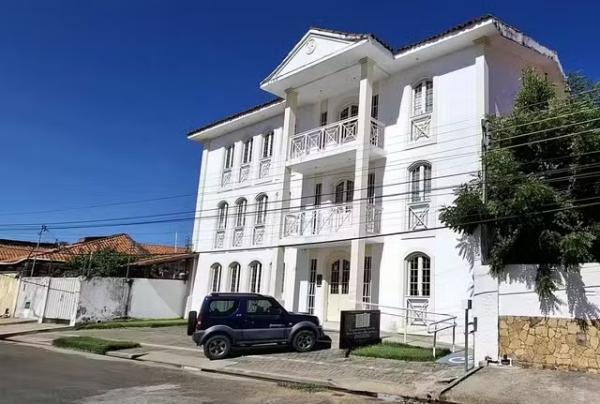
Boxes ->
[53,336,140,355]
[352,341,450,362]
[77,318,186,330]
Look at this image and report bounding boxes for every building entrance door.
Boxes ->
[326,259,350,322]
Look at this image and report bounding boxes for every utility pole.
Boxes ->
[29,225,48,277]
[174,232,178,252]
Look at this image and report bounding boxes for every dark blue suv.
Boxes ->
[187,293,331,360]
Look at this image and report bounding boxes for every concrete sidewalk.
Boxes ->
[8,326,463,401]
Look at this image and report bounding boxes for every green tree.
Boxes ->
[440,68,600,318]
[62,248,132,277]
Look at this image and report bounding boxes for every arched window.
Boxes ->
[228,262,241,292]
[334,180,354,204]
[234,198,247,228]
[413,79,433,116]
[406,253,431,297]
[339,103,359,120]
[209,263,222,292]
[255,194,268,225]
[217,201,228,230]
[409,162,431,202]
[249,261,262,293]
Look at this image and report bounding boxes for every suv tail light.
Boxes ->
[196,314,205,330]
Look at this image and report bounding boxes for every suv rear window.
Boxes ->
[207,299,238,316]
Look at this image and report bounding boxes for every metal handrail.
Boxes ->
[357,301,457,357]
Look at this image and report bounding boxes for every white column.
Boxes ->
[349,58,374,307]
[270,89,297,301]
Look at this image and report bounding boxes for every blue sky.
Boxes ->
[1,1,598,246]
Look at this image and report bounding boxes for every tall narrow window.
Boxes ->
[320,111,328,127]
[363,256,372,303]
[229,262,241,292]
[235,198,247,227]
[217,202,228,230]
[242,138,253,164]
[409,163,432,202]
[314,183,322,206]
[255,194,268,225]
[209,263,222,293]
[262,131,274,158]
[330,260,340,295]
[334,180,354,204]
[224,145,235,169]
[406,253,431,297]
[413,80,433,116]
[249,261,262,293]
[371,94,379,119]
[341,259,350,294]
[307,259,317,314]
[367,173,375,205]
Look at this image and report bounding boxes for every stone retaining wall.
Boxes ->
[499,316,600,372]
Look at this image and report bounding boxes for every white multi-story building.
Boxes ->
[186,16,563,335]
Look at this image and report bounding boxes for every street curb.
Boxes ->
[0,325,74,340]
[435,366,483,402]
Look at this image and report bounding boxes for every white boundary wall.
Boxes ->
[14,277,188,325]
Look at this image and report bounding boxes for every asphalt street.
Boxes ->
[0,342,377,403]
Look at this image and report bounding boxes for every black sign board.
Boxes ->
[339,310,381,350]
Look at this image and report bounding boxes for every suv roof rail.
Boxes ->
[209,292,263,297]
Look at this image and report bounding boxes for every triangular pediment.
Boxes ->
[262,29,366,85]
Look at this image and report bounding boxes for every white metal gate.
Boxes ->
[43,278,79,321]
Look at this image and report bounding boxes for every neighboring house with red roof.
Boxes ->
[0,233,196,279]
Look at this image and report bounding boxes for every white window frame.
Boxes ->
[255,194,268,226]
[406,253,431,298]
[262,131,274,159]
[409,162,432,203]
[228,262,241,292]
[248,261,262,293]
[224,144,235,169]
[217,202,228,230]
[234,198,247,228]
[412,79,433,117]
[209,263,222,293]
[242,138,253,164]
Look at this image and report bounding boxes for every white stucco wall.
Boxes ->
[77,277,129,323]
[129,279,187,319]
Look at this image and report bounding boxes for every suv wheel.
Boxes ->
[292,329,316,352]
[203,335,231,360]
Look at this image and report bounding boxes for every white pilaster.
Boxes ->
[270,89,297,301]
[349,58,374,306]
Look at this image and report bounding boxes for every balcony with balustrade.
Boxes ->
[287,117,385,173]
[281,203,382,244]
